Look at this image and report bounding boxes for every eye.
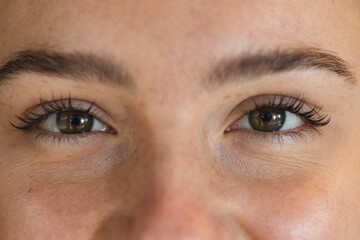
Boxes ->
[39,110,109,134]
[227,106,304,132]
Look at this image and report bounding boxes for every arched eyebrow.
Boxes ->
[0,50,134,88]
[207,47,356,87]
[0,48,355,90]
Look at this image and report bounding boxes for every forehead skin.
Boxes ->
[1,1,360,78]
[0,0,358,109]
[1,0,360,239]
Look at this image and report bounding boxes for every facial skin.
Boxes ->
[0,0,360,239]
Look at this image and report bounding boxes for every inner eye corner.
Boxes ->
[223,117,243,134]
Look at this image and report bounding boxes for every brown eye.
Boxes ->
[39,110,109,134]
[227,106,304,133]
[56,111,94,134]
[249,107,285,132]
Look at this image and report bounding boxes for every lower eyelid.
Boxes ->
[211,140,324,183]
[222,128,320,147]
[33,131,109,146]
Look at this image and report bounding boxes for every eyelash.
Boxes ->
[12,94,330,145]
[225,95,331,141]
[10,96,95,131]
[10,96,104,145]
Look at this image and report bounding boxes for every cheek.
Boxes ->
[0,159,141,240]
[247,184,352,239]
[268,198,341,239]
[0,183,108,239]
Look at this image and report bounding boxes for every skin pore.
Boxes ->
[0,0,360,239]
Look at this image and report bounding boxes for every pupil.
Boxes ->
[70,115,83,126]
[248,107,286,132]
[261,112,273,122]
[56,111,94,134]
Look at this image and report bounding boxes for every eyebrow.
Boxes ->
[0,48,354,90]
[208,47,355,87]
[0,50,134,87]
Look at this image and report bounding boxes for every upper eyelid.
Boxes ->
[27,99,100,119]
[11,98,114,130]
[37,98,101,113]
[233,94,323,116]
[223,94,330,131]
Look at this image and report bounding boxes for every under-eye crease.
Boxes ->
[224,94,331,142]
[10,95,115,143]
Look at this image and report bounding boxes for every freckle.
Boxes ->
[223,95,231,100]
[67,155,71,158]
[56,207,63,214]
[236,93,241,97]
[27,188,32,193]
[139,101,146,107]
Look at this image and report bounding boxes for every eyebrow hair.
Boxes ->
[0,50,134,87]
[0,48,354,91]
[208,47,355,87]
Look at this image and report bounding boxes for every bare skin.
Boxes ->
[0,0,360,239]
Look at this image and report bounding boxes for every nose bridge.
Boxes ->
[130,132,225,240]
[108,101,251,239]
[128,144,245,240]
[140,103,202,183]
[95,127,253,240]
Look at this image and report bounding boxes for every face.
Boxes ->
[0,0,360,239]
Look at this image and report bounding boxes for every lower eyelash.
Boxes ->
[233,125,322,146]
[261,127,321,143]
[34,132,85,146]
